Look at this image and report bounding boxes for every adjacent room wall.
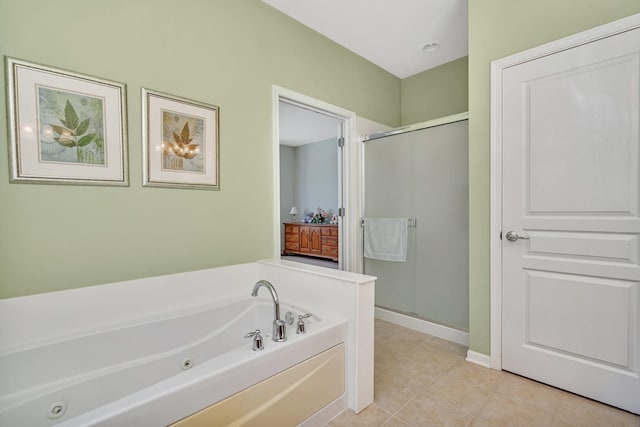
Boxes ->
[400,56,468,126]
[468,1,640,355]
[279,139,338,238]
[279,145,296,242]
[295,139,339,220]
[0,0,400,298]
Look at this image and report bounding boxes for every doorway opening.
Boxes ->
[272,86,356,271]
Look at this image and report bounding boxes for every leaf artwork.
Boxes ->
[38,87,105,165]
[50,100,95,148]
[168,123,200,160]
[162,111,205,173]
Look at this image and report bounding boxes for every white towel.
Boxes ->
[363,218,408,262]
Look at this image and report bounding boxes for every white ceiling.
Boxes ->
[262,0,468,79]
[279,102,342,147]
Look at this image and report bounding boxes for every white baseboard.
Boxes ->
[375,307,469,346]
[466,350,492,368]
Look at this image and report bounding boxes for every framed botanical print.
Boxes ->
[142,88,219,190]
[5,57,128,186]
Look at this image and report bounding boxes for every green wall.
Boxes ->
[400,56,468,125]
[468,1,640,355]
[0,0,400,298]
[7,0,636,358]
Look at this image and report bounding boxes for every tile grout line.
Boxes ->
[462,377,504,427]
[375,404,395,427]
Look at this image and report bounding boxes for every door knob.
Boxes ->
[505,231,530,242]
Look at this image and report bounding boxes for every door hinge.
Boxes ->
[337,137,345,148]
[338,207,345,217]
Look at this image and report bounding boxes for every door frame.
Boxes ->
[490,13,640,370]
[271,85,358,270]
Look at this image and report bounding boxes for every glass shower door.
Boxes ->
[363,134,417,315]
[363,120,469,331]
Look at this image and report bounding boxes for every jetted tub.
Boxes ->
[0,296,347,426]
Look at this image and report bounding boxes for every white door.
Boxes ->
[501,23,640,413]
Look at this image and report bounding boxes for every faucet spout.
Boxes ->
[251,280,281,321]
[251,280,286,342]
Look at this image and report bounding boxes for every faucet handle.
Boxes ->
[296,314,312,334]
[244,329,264,351]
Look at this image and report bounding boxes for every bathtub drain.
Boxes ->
[182,357,194,370]
[47,401,67,419]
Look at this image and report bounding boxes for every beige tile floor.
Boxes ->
[326,320,640,427]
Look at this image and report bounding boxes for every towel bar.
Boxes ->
[361,218,417,228]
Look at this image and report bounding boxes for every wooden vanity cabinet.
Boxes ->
[283,223,338,261]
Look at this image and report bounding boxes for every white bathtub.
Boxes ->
[0,295,347,426]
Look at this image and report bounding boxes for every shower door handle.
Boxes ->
[505,231,529,242]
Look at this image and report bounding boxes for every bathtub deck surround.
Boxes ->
[0,261,376,426]
[2,298,346,426]
[174,344,346,426]
[259,259,377,413]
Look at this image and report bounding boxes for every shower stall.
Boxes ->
[363,114,469,337]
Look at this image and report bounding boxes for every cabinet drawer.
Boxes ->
[285,242,300,251]
[285,233,299,242]
[322,246,338,256]
[322,236,337,246]
[284,224,299,233]
[321,226,338,236]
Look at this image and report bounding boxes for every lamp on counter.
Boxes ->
[289,206,298,222]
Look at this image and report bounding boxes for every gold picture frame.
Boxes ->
[142,88,219,190]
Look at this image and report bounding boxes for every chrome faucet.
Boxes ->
[251,280,287,342]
